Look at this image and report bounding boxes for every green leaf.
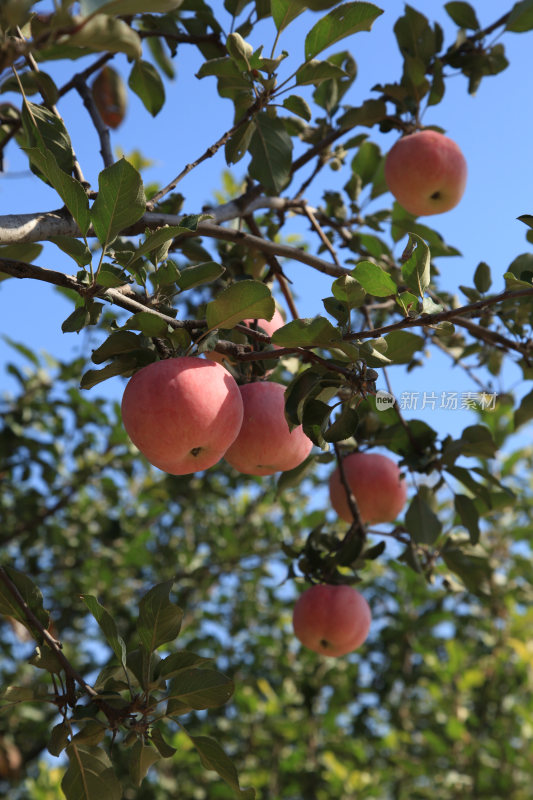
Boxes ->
[514,388,533,428]
[295,59,349,85]
[454,494,480,545]
[272,317,342,348]
[177,261,225,291]
[137,581,183,653]
[0,686,41,710]
[225,120,255,165]
[282,94,312,121]
[324,404,358,442]
[271,0,305,32]
[442,542,492,595]
[96,264,131,288]
[21,101,74,175]
[62,744,122,800]
[64,14,142,60]
[421,296,443,314]
[276,453,316,494]
[248,113,293,195]
[323,296,350,324]
[22,146,90,235]
[49,237,92,267]
[129,740,160,787]
[0,242,43,263]
[301,398,332,448]
[517,213,533,229]
[150,726,177,758]
[444,2,480,29]
[166,669,234,711]
[128,224,200,267]
[351,141,381,186]
[91,331,143,364]
[339,98,387,128]
[189,735,255,799]
[128,60,165,117]
[382,331,424,364]
[1,335,40,366]
[48,722,70,757]
[81,595,127,668]
[396,291,418,315]
[206,280,274,330]
[81,0,183,13]
[80,355,141,389]
[459,425,498,459]
[156,651,213,680]
[304,2,384,60]
[0,565,49,630]
[71,721,107,747]
[29,645,64,674]
[405,489,442,544]
[506,0,533,33]
[330,275,366,308]
[473,261,492,293]
[124,312,170,337]
[352,261,397,297]
[401,233,431,296]
[91,158,146,249]
[62,306,90,334]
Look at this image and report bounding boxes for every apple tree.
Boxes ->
[0,1,532,798]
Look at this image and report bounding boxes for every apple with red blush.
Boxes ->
[292,584,371,656]
[384,129,467,216]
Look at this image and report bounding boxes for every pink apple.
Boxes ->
[384,129,467,216]
[121,357,243,475]
[205,308,285,363]
[329,452,407,524]
[292,584,371,656]
[224,381,312,475]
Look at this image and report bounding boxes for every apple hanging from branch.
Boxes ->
[121,357,244,475]
[384,129,467,216]
[329,452,407,524]
[292,584,372,657]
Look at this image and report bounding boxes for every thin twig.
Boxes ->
[72,75,114,169]
[57,53,114,99]
[0,567,99,700]
[148,94,269,207]
[243,214,300,319]
[300,202,341,267]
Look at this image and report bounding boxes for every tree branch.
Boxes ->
[0,210,349,277]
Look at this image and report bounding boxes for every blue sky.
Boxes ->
[1,0,532,441]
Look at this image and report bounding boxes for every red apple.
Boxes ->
[384,129,467,216]
[224,381,312,475]
[329,452,407,524]
[121,357,243,475]
[292,584,371,656]
[205,308,285,364]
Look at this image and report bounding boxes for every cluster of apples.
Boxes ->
[121,350,312,478]
[121,361,407,659]
[121,331,407,660]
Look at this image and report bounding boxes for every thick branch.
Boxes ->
[0,210,348,277]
